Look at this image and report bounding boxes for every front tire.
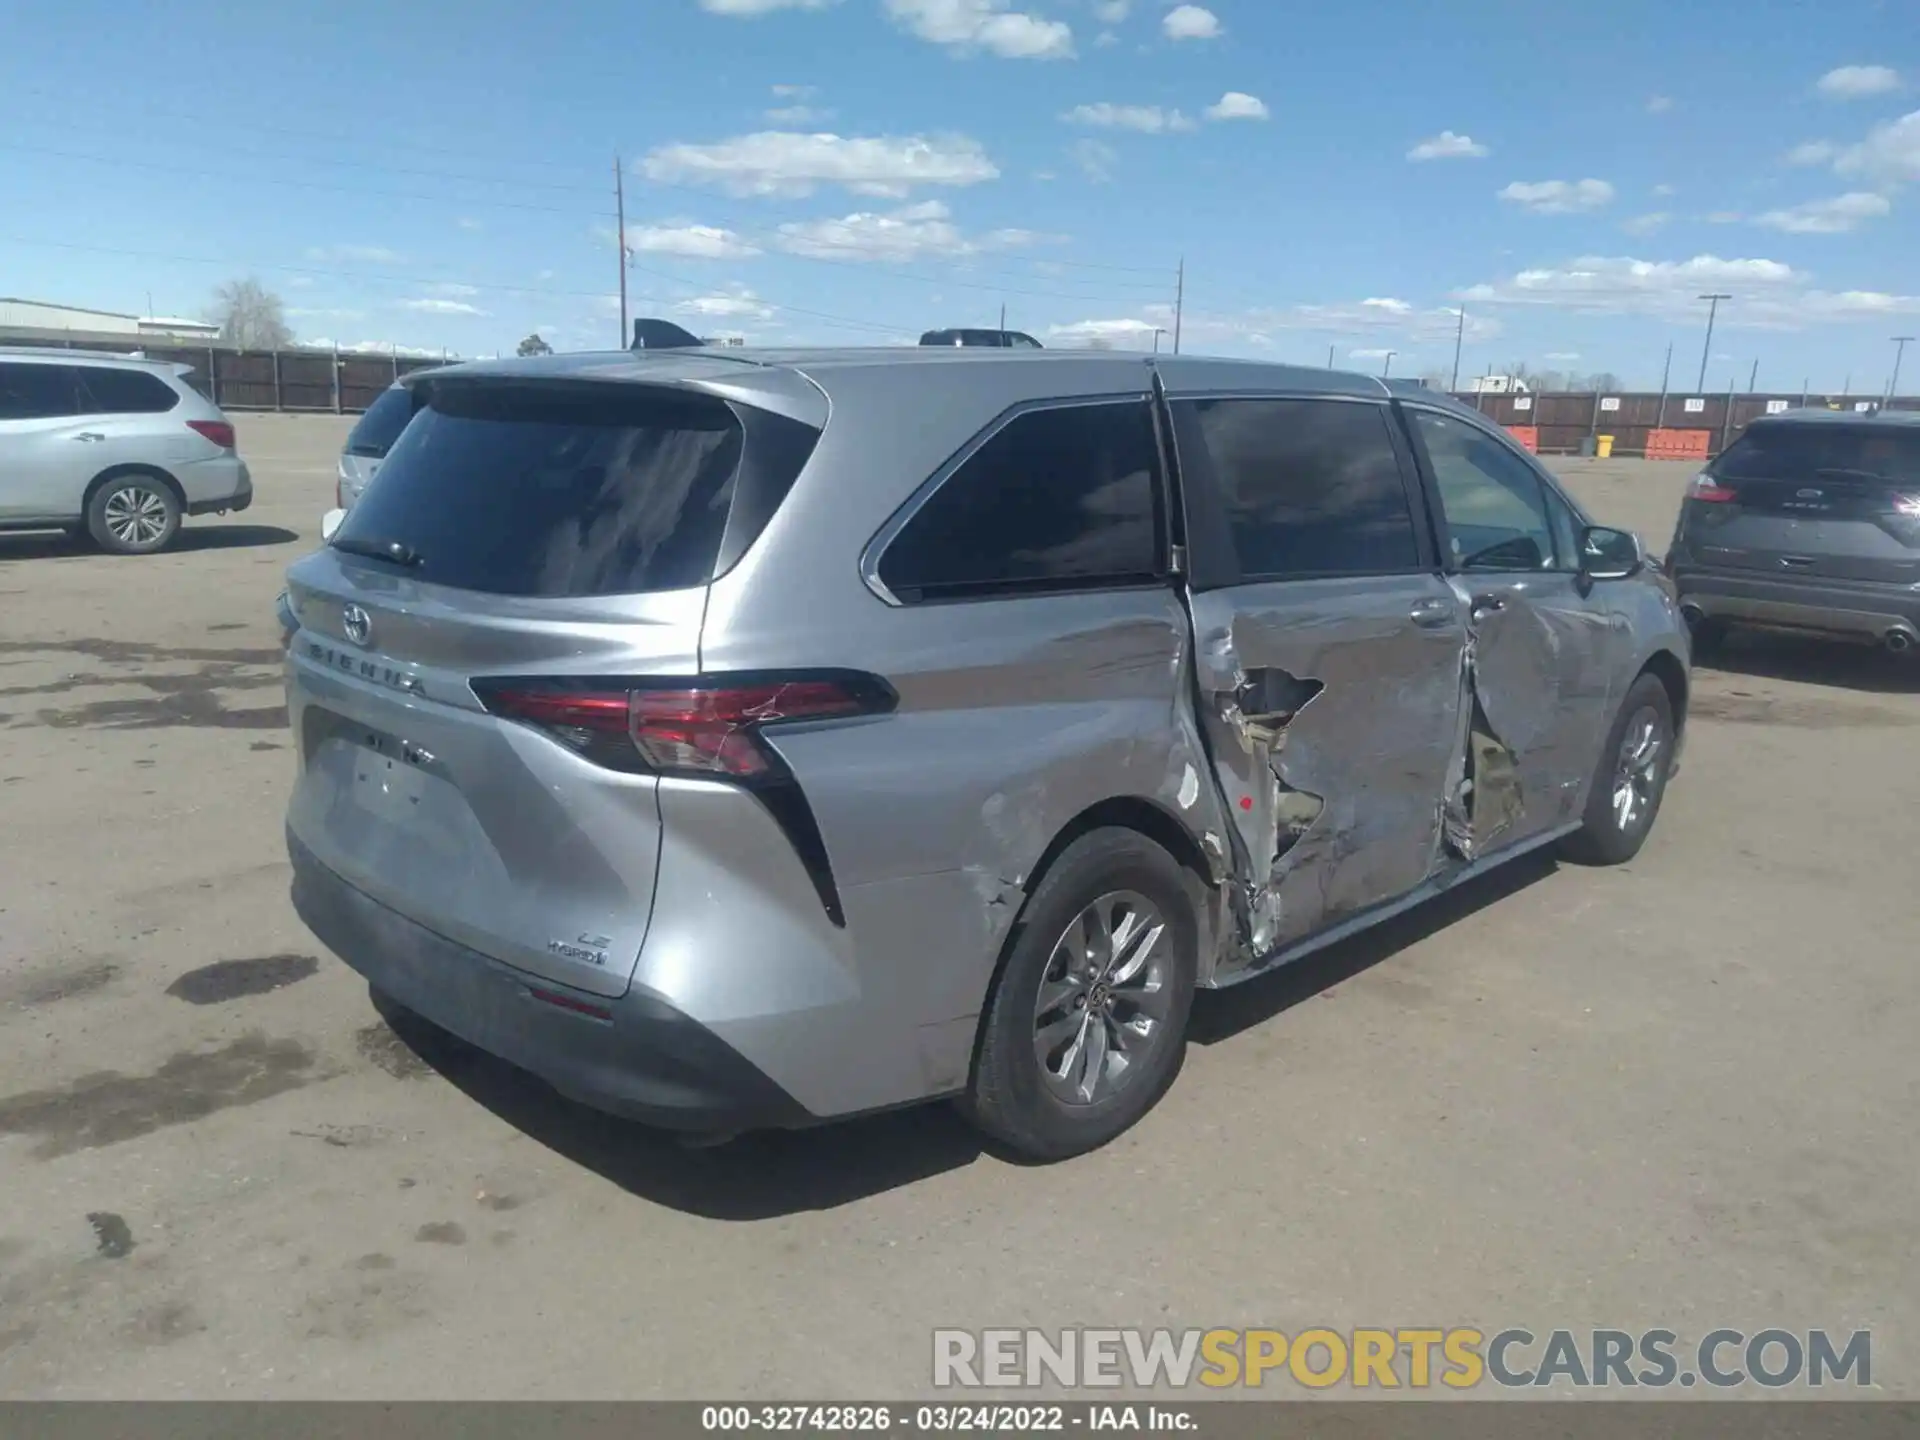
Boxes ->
[1560,672,1675,866]
[960,828,1198,1161]
[87,474,181,555]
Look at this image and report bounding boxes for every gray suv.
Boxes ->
[282,346,1689,1160]
[0,349,252,553]
[1666,408,1920,655]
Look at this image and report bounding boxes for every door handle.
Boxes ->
[1409,598,1456,629]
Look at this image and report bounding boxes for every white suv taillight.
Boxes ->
[1687,470,1738,503]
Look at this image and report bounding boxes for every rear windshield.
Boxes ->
[329,381,816,597]
[344,386,417,458]
[1714,425,1920,488]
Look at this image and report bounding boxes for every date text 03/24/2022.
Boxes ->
[701,1406,1194,1432]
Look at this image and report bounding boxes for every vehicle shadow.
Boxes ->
[0,524,301,561]
[1697,627,1920,695]
[369,989,986,1220]
[1189,847,1559,1046]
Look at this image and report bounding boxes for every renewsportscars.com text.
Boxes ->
[933,1328,1872,1391]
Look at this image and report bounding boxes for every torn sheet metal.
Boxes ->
[1436,630,1524,864]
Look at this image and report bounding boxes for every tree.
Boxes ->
[209,277,293,350]
[517,333,554,357]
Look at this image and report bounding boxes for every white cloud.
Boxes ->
[675,287,775,320]
[1063,102,1196,132]
[883,0,1075,59]
[1091,0,1129,18]
[1545,351,1581,361]
[775,199,1048,261]
[643,130,999,197]
[1348,348,1394,360]
[1162,4,1219,39]
[1817,65,1901,99]
[1206,91,1269,122]
[767,104,833,123]
[771,84,817,97]
[300,338,450,357]
[456,217,484,231]
[1652,182,1677,196]
[624,221,763,259]
[1049,317,1162,345]
[1622,212,1671,235]
[1706,210,1744,224]
[700,0,838,13]
[1360,297,1412,314]
[306,244,402,264]
[1497,178,1616,214]
[1455,252,1920,328]
[1407,130,1489,161]
[430,282,480,296]
[1754,191,1891,234]
[1785,140,1837,166]
[1646,95,1674,114]
[1070,137,1118,182]
[1835,108,1920,184]
[401,298,489,316]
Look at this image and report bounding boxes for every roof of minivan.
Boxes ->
[1746,406,1920,428]
[406,345,1400,399]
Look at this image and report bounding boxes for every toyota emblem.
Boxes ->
[342,604,373,647]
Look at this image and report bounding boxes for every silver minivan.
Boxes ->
[321,381,418,542]
[282,346,1690,1159]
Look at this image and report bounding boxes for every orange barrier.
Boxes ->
[1645,428,1712,461]
[1504,425,1539,452]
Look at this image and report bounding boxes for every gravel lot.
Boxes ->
[1,414,1915,1399]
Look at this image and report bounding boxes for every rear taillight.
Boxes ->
[472,673,895,780]
[1687,470,1738,503]
[188,419,236,450]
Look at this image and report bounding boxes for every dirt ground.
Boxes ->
[1,415,1915,1399]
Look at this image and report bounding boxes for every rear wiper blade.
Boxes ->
[1814,467,1890,484]
[331,535,422,567]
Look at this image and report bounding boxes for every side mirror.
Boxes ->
[320,508,345,543]
[1579,524,1644,581]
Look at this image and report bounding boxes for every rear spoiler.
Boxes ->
[631,318,707,350]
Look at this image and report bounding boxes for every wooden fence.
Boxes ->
[1451,389,1920,458]
[0,336,447,414]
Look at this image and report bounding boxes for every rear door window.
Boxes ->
[345,386,417,458]
[74,367,180,415]
[876,400,1163,603]
[0,363,79,420]
[1173,397,1423,581]
[329,381,818,597]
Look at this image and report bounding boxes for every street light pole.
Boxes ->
[1450,306,1466,392]
[1890,336,1915,400]
[1696,293,1731,392]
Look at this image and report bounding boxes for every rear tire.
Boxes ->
[960,828,1198,1162]
[1559,672,1675,866]
[87,473,181,555]
[1687,615,1728,659]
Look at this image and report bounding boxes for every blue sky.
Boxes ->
[2,0,1916,389]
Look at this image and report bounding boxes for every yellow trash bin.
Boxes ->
[1596,434,1615,458]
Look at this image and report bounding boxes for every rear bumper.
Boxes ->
[184,459,253,515]
[288,831,813,1135]
[1670,566,1920,641]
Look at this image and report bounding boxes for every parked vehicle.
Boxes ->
[1666,409,1920,655]
[322,382,417,541]
[919,328,1043,349]
[0,349,251,553]
[282,343,1688,1160]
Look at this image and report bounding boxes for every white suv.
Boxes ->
[0,349,253,554]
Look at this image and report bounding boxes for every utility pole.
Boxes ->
[1172,257,1185,356]
[614,156,629,348]
[1327,344,1336,368]
[1655,341,1673,428]
[998,302,1006,333]
[1889,336,1914,400]
[1381,351,1396,378]
[1696,293,1730,391]
[1449,306,1466,392]
[1843,372,1852,400]
[1747,358,1759,393]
